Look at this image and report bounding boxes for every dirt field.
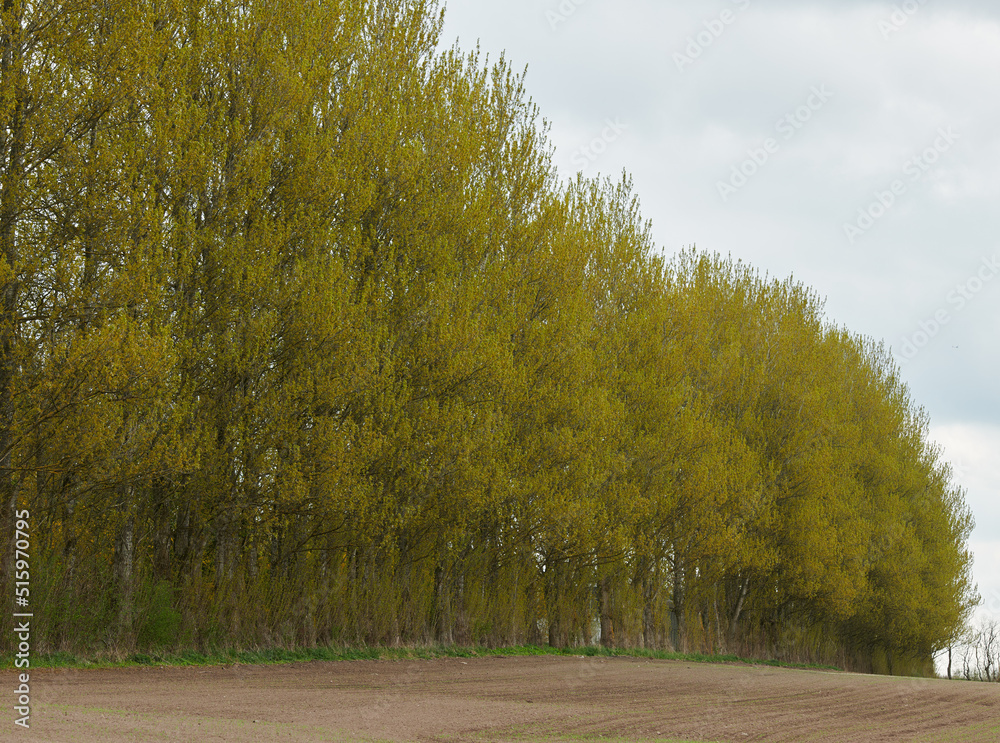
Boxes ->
[4,655,999,742]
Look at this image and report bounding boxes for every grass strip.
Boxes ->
[1,643,840,672]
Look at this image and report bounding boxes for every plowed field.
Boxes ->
[4,655,999,741]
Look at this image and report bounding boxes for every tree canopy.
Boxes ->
[1,0,977,673]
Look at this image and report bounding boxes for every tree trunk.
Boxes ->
[638,557,661,650]
[114,493,136,639]
[152,479,172,580]
[546,558,564,648]
[455,572,469,645]
[434,562,451,644]
[599,575,614,648]
[175,499,191,564]
[713,583,724,653]
[643,597,656,649]
[728,576,749,647]
[670,564,685,652]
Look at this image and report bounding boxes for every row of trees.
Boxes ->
[1,0,977,672]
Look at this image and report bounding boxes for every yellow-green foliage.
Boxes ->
[0,0,976,672]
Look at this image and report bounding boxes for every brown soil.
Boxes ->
[4,655,999,742]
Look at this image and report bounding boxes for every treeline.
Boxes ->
[1,0,977,672]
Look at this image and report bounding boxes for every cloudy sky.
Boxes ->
[439,0,999,636]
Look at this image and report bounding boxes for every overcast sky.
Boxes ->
[439,0,999,636]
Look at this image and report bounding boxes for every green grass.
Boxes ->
[0,642,840,672]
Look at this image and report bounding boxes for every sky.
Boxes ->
[438,0,999,642]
